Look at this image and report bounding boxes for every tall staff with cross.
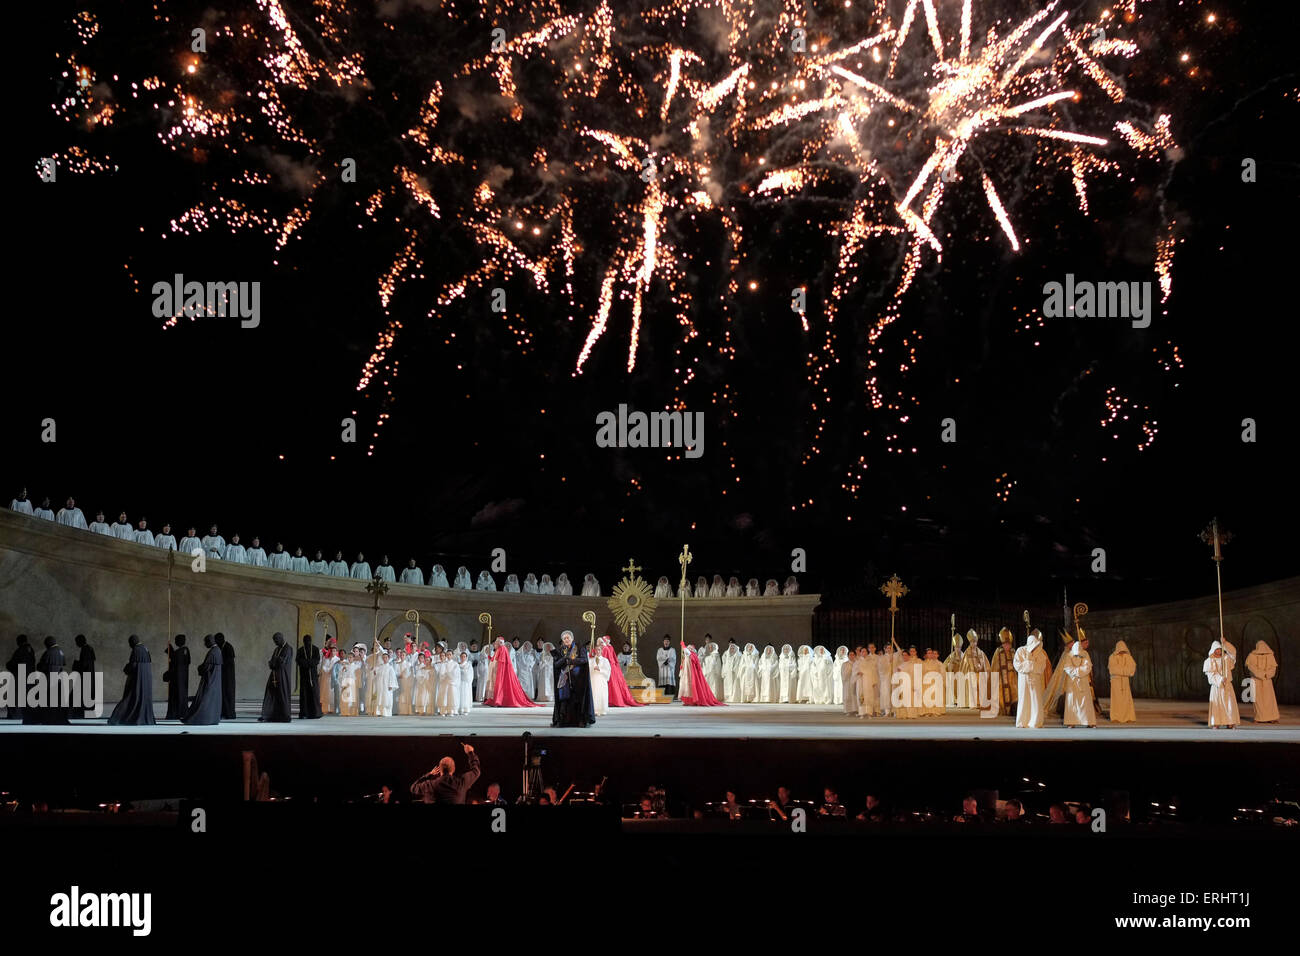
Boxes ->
[880,574,908,651]
[678,544,692,649]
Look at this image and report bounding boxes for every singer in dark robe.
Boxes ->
[71,635,96,718]
[551,630,596,728]
[183,635,223,725]
[215,633,237,719]
[295,634,322,719]
[259,632,294,722]
[164,634,191,719]
[107,635,156,726]
[5,635,35,719]
[24,637,69,725]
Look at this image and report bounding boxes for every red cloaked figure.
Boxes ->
[599,638,644,707]
[484,640,540,707]
[681,643,723,706]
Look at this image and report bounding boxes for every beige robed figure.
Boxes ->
[1013,631,1049,728]
[1106,641,1136,723]
[1204,641,1239,728]
[1244,641,1279,723]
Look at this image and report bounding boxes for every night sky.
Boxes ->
[7,0,1298,610]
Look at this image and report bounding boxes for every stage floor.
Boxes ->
[4,699,1296,742]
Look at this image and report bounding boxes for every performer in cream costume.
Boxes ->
[1245,641,1279,723]
[1061,641,1096,727]
[1013,630,1049,728]
[1107,641,1137,723]
[1204,642,1239,728]
[777,645,796,703]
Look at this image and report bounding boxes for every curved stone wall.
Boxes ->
[0,510,821,702]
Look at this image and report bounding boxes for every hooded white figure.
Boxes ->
[581,574,601,597]
[523,573,539,594]
[503,573,520,593]
[738,643,759,702]
[703,643,723,698]
[695,576,709,598]
[782,576,799,596]
[413,655,435,714]
[677,578,693,599]
[1245,641,1279,723]
[539,574,555,595]
[763,579,779,597]
[653,576,673,599]
[721,643,743,701]
[725,576,742,598]
[535,642,555,701]
[590,648,611,715]
[453,566,472,589]
[435,653,458,716]
[855,648,879,717]
[1062,641,1096,727]
[777,645,797,703]
[430,564,450,588]
[795,645,814,702]
[745,578,760,597]
[758,646,779,702]
[1204,642,1239,727]
[1013,630,1049,728]
[1107,641,1137,723]
[471,645,488,701]
[476,570,497,591]
[810,646,835,705]
[709,575,726,598]
[456,653,474,714]
[832,646,851,705]
[555,573,573,596]
[678,644,694,700]
[516,641,538,698]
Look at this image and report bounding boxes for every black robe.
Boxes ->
[296,643,322,719]
[4,644,36,719]
[71,643,96,718]
[219,640,237,719]
[108,645,156,725]
[260,641,294,722]
[164,644,191,719]
[24,646,69,725]
[551,643,596,728]
[183,647,223,725]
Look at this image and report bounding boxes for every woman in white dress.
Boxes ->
[1204,641,1239,728]
[1106,641,1137,723]
[796,645,814,702]
[590,649,611,715]
[535,642,555,702]
[778,645,796,703]
[1245,641,1279,723]
[810,646,834,705]
[758,646,778,702]
[738,643,759,702]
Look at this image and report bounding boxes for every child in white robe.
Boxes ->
[371,653,397,717]
[457,652,474,714]
[590,650,611,715]
[435,654,457,716]
[338,659,361,716]
[413,654,434,715]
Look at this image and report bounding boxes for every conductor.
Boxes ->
[409,742,481,804]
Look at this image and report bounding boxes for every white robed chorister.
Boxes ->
[516,641,538,698]
[400,560,424,585]
[178,528,202,555]
[782,575,799,595]
[56,499,87,529]
[453,566,472,589]
[721,644,743,701]
[538,573,554,594]
[654,576,673,599]
[1204,641,1239,728]
[32,499,55,521]
[763,578,779,597]
[224,535,247,564]
[590,651,611,715]
[738,643,759,702]
[555,573,573,595]
[269,544,292,570]
[435,654,458,715]
[746,578,760,597]
[677,578,692,598]
[350,554,372,580]
[290,548,309,572]
[708,575,726,598]
[503,573,520,592]
[810,646,835,705]
[832,646,850,706]
[327,552,349,576]
[777,645,796,703]
[795,645,813,702]
[581,573,600,597]
[534,642,555,701]
[246,539,269,567]
[1245,641,1279,723]
[200,526,225,557]
[1107,641,1137,723]
[9,491,33,515]
[725,576,742,598]
[429,564,450,588]
[375,557,396,582]
[475,570,496,591]
[89,512,112,536]
[457,654,474,714]
[413,656,434,714]
[132,521,155,546]
[893,652,924,718]
[338,658,361,716]
[306,550,327,574]
[876,642,900,716]
[154,525,178,551]
[854,649,879,717]
[702,643,722,698]
[1013,631,1049,728]
[695,576,709,598]
[921,651,946,716]
[758,646,778,702]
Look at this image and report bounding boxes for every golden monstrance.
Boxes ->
[608,558,657,685]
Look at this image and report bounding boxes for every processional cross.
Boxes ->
[677,544,692,647]
[366,574,389,647]
[1200,518,1233,644]
[880,574,908,649]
